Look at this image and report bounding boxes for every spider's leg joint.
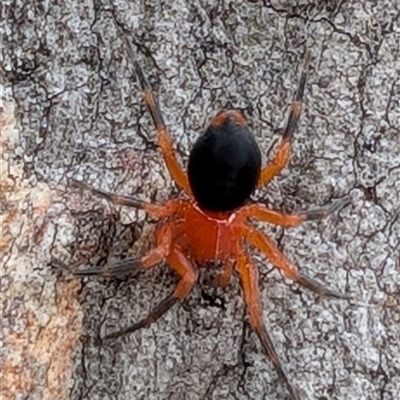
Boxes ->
[102,246,197,340]
[296,273,349,299]
[73,257,142,278]
[235,244,300,400]
[241,223,348,299]
[70,178,145,209]
[133,60,149,91]
[295,50,311,102]
[303,196,352,221]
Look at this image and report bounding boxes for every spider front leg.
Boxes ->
[103,246,198,340]
[258,52,310,187]
[241,224,347,298]
[236,244,300,400]
[134,62,192,196]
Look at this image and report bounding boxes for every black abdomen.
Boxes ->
[188,111,261,212]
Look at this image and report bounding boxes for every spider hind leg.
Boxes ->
[103,246,198,340]
[236,244,300,400]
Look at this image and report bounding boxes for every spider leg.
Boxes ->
[239,196,351,226]
[74,223,173,277]
[258,51,310,187]
[241,224,347,299]
[103,246,198,340]
[71,179,184,218]
[236,244,300,400]
[299,196,352,221]
[134,62,192,196]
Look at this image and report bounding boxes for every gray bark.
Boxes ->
[2,1,399,399]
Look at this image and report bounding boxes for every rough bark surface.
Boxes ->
[2,1,399,400]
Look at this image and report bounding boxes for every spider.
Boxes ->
[73,52,349,399]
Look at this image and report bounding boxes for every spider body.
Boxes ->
[188,110,261,212]
[174,201,242,266]
[73,52,349,400]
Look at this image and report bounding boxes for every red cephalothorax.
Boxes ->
[73,51,350,400]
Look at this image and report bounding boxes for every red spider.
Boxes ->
[73,52,349,399]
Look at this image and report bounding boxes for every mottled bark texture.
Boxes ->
[1,1,399,399]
